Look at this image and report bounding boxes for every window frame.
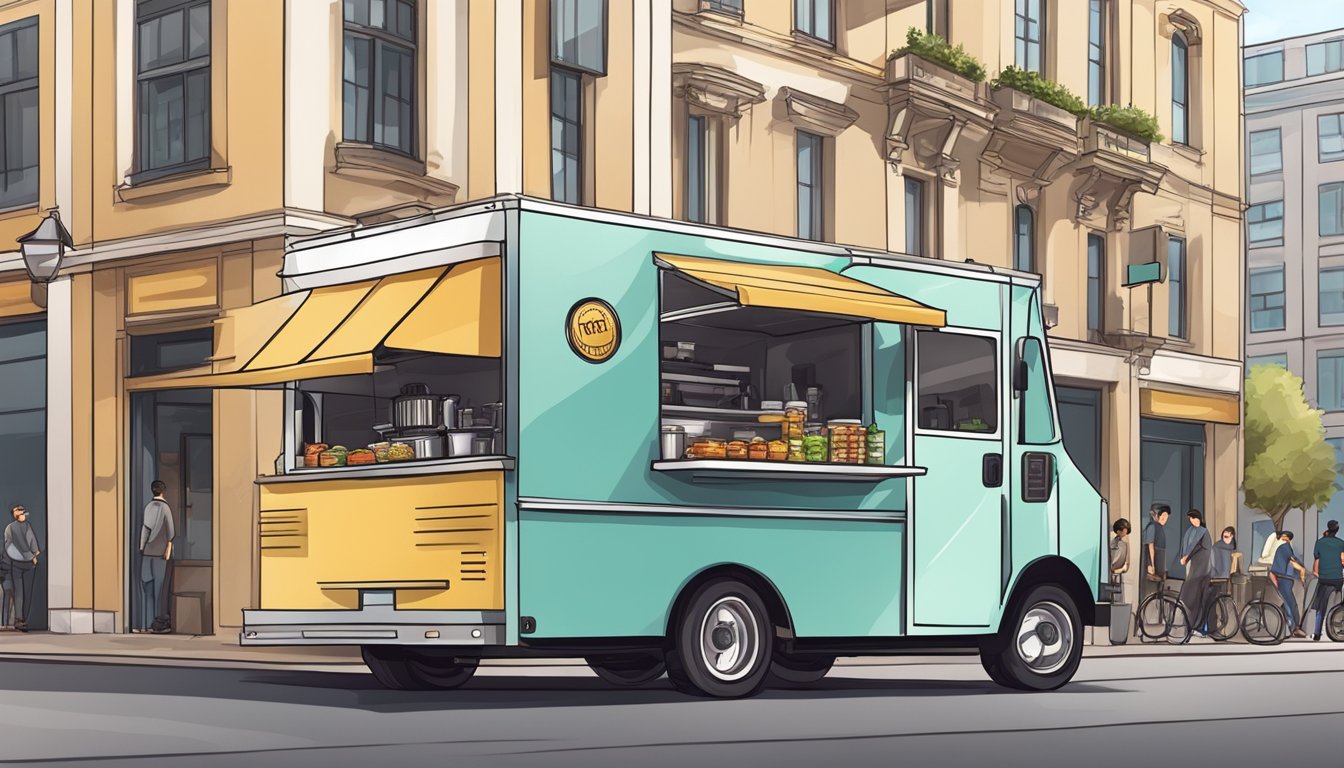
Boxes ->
[1087,232,1105,337]
[1168,235,1187,339]
[904,175,925,257]
[1246,353,1287,369]
[1247,200,1285,244]
[1320,113,1344,164]
[550,0,607,77]
[342,0,418,158]
[1318,349,1344,411]
[1013,204,1036,273]
[702,0,744,16]
[1248,266,1286,333]
[1249,128,1282,176]
[1321,182,1344,238]
[1306,39,1344,77]
[793,0,834,45]
[1320,267,1344,327]
[1172,31,1189,146]
[685,113,722,225]
[0,16,38,211]
[1016,336,1058,446]
[1087,0,1107,107]
[550,66,584,205]
[133,0,213,183]
[796,129,825,240]
[1014,0,1044,74]
[1244,50,1284,87]
[914,327,1002,441]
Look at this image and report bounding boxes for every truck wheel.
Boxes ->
[587,653,666,686]
[406,653,479,689]
[361,647,478,690]
[362,646,429,690]
[767,654,835,686]
[979,584,1082,691]
[665,578,773,698]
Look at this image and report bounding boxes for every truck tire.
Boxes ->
[665,578,773,698]
[361,646,478,690]
[979,584,1082,691]
[586,653,666,686]
[767,654,835,686]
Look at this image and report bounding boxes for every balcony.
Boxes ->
[884,53,995,182]
[981,86,1081,196]
[1072,120,1167,232]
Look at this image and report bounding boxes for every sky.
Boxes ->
[1241,0,1344,44]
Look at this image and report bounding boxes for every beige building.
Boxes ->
[0,0,1241,635]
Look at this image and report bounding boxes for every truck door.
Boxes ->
[910,326,1006,630]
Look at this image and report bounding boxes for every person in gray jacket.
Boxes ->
[137,480,175,634]
[4,504,41,632]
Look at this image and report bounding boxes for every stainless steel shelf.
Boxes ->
[652,459,925,481]
[661,405,774,422]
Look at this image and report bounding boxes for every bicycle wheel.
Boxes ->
[1327,604,1344,643]
[1241,600,1286,645]
[1207,595,1239,641]
[1165,598,1191,645]
[1137,593,1171,641]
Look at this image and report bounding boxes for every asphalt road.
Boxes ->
[1,648,1341,767]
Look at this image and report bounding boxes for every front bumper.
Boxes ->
[241,606,506,646]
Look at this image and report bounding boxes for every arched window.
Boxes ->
[1014,204,1035,273]
[1172,31,1189,145]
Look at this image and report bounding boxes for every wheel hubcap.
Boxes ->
[1015,601,1074,675]
[698,596,760,682]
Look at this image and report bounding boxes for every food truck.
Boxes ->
[129,196,1113,697]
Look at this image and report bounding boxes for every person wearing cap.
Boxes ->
[1310,520,1344,641]
[1270,531,1310,638]
[3,504,40,632]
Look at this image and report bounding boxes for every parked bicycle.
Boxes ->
[1188,583,1239,641]
[1240,575,1287,645]
[1136,577,1190,644]
[1304,576,1344,642]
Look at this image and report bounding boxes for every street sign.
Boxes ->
[1125,261,1164,287]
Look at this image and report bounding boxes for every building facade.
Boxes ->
[0,0,1241,635]
[1243,28,1344,556]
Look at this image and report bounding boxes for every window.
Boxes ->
[551,0,605,75]
[1244,51,1284,86]
[1014,204,1035,273]
[796,130,824,240]
[794,0,833,43]
[904,176,924,257]
[917,331,998,434]
[550,68,583,204]
[1318,349,1344,410]
[1247,353,1287,369]
[1321,113,1344,163]
[129,328,214,376]
[685,114,721,225]
[0,19,36,210]
[1087,233,1104,335]
[136,0,211,179]
[1172,31,1189,145]
[1168,236,1186,338]
[1307,39,1344,77]
[1249,267,1286,332]
[1322,182,1344,237]
[343,0,417,156]
[1249,129,1282,175]
[1015,0,1043,74]
[1321,268,1344,326]
[704,0,743,14]
[1248,201,1284,243]
[1018,338,1055,444]
[1087,0,1107,106]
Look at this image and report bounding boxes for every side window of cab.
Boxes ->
[1015,337,1056,445]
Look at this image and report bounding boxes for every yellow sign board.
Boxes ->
[567,298,620,363]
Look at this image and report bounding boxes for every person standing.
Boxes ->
[0,543,11,629]
[1141,504,1171,602]
[1211,526,1241,592]
[137,480,175,634]
[1269,531,1310,639]
[1310,520,1344,641]
[1110,518,1131,589]
[3,505,40,632]
[1178,510,1213,635]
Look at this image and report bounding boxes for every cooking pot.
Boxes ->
[391,383,440,433]
[400,434,446,460]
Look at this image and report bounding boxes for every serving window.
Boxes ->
[915,330,998,435]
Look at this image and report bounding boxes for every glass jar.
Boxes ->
[828,419,863,464]
[688,438,726,459]
[784,401,808,440]
[787,436,805,462]
[865,424,886,465]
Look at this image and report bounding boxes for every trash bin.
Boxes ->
[1230,571,1250,608]
[1109,603,1131,645]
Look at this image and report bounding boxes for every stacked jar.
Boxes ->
[785,401,808,462]
[865,423,886,465]
[827,420,864,463]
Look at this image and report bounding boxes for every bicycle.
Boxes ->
[1239,575,1287,645]
[1136,575,1191,644]
[1186,581,1239,642]
[1304,576,1344,641]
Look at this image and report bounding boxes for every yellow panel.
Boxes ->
[128,263,218,315]
[384,258,502,357]
[244,280,376,370]
[0,280,42,319]
[125,354,373,391]
[211,291,309,373]
[1140,389,1240,425]
[308,266,445,361]
[656,252,947,327]
[257,471,504,611]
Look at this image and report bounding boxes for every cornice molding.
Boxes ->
[672,62,767,118]
[777,87,859,136]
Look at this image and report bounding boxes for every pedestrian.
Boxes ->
[1269,531,1310,639]
[1211,526,1241,594]
[3,504,40,632]
[1309,520,1344,642]
[137,480,175,634]
[1178,509,1213,635]
[0,544,11,629]
[1141,504,1171,602]
[1110,518,1131,591]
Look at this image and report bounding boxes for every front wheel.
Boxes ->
[1240,601,1286,646]
[1326,604,1344,643]
[665,578,773,698]
[361,646,478,690]
[767,654,835,686]
[1207,594,1239,641]
[586,653,666,687]
[979,584,1082,691]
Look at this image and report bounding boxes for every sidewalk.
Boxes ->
[0,631,1339,671]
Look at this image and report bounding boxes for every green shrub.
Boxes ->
[890,27,986,83]
[1089,104,1163,143]
[990,66,1088,117]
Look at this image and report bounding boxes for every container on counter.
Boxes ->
[687,438,726,459]
[827,419,864,464]
[369,442,391,463]
[865,424,886,465]
[748,438,768,460]
[802,434,828,463]
[660,425,687,460]
[676,341,696,361]
[726,440,749,460]
[784,401,808,439]
[787,436,805,462]
[767,439,789,461]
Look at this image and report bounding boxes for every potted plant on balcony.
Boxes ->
[1088,104,1163,144]
[989,66,1086,129]
[886,27,986,87]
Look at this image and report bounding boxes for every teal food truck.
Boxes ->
[159,196,1111,697]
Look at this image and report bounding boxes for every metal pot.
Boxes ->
[445,430,475,457]
[440,394,461,432]
[391,383,440,433]
[400,434,446,460]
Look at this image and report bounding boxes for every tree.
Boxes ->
[1243,364,1338,532]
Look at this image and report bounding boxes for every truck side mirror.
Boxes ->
[1013,340,1028,394]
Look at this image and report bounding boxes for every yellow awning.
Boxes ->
[1140,389,1240,425]
[126,258,501,392]
[655,253,946,327]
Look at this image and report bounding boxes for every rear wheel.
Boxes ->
[665,578,773,698]
[979,584,1082,691]
[361,646,478,690]
[767,654,835,687]
[1326,604,1344,643]
[1137,592,1175,641]
[586,653,666,687]
[1240,601,1286,646]
[1207,594,1239,641]
[1165,598,1191,645]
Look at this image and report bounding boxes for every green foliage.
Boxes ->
[891,27,986,83]
[1089,104,1163,143]
[1244,364,1339,529]
[991,66,1088,117]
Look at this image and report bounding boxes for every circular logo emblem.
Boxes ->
[567,299,621,363]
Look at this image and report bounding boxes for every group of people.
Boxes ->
[1109,502,1344,641]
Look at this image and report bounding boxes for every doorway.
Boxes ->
[0,319,46,629]
[1140,418,1205,580]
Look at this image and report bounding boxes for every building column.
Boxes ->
[44,276,77,632]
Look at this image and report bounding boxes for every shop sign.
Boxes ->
[566,298,620,363]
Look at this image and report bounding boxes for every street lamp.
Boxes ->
[17,209,73,307]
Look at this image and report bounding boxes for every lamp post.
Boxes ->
[17,208,74,307]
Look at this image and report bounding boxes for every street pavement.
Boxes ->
[1,646,1341,767]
